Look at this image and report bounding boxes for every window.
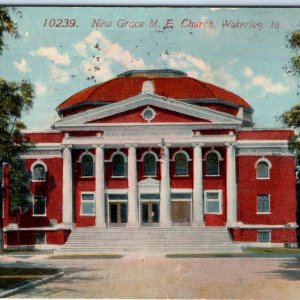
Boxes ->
[257,160,270,179]
[143,153,156,176]
[258,231,271,242]
[142,107,156,121]
[33,164,46,181]
[257,194,270,213]
[34,233,46,244]
[112,153,127,177]
[81,193,95,216]
[174,152,188,176]
[171,193,192,201]
[81,154,94,177]
[206,152,220,175]
[33,196,46,216]
[204,190,222,214]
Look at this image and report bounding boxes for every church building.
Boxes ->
[2,69,298,251]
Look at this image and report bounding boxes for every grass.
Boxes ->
[0,267,60,291]
[166,247,300,258]
[49,254,124,259]
[245,247,300,254]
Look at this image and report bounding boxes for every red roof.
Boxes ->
[57,72,251,113]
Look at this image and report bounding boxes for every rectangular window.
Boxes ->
[204,190,222,214]
[33,196,46,216]
[258,231,271,242]
[81,193,95,216]
[257,194,270,213]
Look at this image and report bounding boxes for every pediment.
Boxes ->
[138,178,160,187]
[54,94,242,128]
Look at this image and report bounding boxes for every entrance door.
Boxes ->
[172,202,191,225]
[141,202,159,225]
[109,202,127,226]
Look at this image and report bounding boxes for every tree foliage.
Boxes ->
[282,31,300,123]
[0,7,35,213]
[0,6,19,55]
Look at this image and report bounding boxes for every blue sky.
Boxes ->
[1,6,300,129]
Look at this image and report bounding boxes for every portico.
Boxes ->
[61,134,238,229]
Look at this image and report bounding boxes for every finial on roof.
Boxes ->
[142,80,155,95]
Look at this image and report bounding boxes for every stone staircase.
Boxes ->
[55,226,242,255]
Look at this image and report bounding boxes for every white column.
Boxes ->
[62,145,73,226]
[226,142,237,226]
[95,144,106,228]
[193,143,204,226]
[160,144,171,227]
[127,144,139,227]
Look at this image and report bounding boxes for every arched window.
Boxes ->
[113,153,126,177]
[143,153,156,176]
[175,152,188,175]
[33,164,46,181]
[206,152,220,175]
[256,160,270,179]
[81,154,94,177]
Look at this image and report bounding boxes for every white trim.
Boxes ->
[256,158,272,179]
[141,150,159,161]
[204,190,222,214]
[54,93,243,128]
[231,223,298,229]
[205,150,221,176]
[21,129,62,134]
[204,149,222,160]
[237,140,289,147]
[241,243,286,248]
[80,192,96,216]
[78,150,95,163]
[141,107,156,122]
[105,189,128,194]
[141,151,158,177]
[171,188,193,193]
[79,151,96,177]
[30,160,48,182]
[172,150,190,176]
[32,196,47,217]
[171,150,191,161]
[109,150,128,162]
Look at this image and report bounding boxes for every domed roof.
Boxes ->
[57,69,251,115]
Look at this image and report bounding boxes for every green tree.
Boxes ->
[281,30,300,156]
[0,7,35,252]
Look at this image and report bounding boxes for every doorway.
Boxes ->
[109,202,127,226]
[172,201,191,225]
[141,202,159,225]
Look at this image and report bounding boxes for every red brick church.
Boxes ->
[2,69,298,251]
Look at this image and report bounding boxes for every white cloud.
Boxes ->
[35,82,47,96]
[50,65,70,83]
[76,30,146,81]
[33,47,70,65]
[160,51,239,91]
[14,58,30,73]
[244,66,288,94]
[251,75,288,94]
[244,67,254,77]
[73,41,87,56]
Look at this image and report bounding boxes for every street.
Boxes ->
[5,254,300,299]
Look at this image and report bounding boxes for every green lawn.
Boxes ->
[245,247,300,254]
[0,267,60,291]
[49,254,123,259]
